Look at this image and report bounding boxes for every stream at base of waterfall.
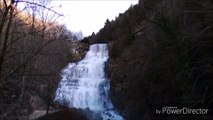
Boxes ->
[54,44,124,120]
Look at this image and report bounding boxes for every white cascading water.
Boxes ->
[54,44,124,120]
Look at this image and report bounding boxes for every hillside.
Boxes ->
[0,1,88,120]
[83,0,213,119]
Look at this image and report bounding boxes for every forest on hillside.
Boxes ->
[0,0,87,119]
[84,0,213,119]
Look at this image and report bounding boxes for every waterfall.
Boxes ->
[54,44,124,120]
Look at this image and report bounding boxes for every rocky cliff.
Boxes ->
[83,0,213,119]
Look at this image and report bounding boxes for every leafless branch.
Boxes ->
[16,0,64,17]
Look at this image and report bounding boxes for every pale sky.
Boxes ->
[50,0,138,36]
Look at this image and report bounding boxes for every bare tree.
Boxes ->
[0,0,78,119]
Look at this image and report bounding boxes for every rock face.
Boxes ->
[84,0,213,119]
